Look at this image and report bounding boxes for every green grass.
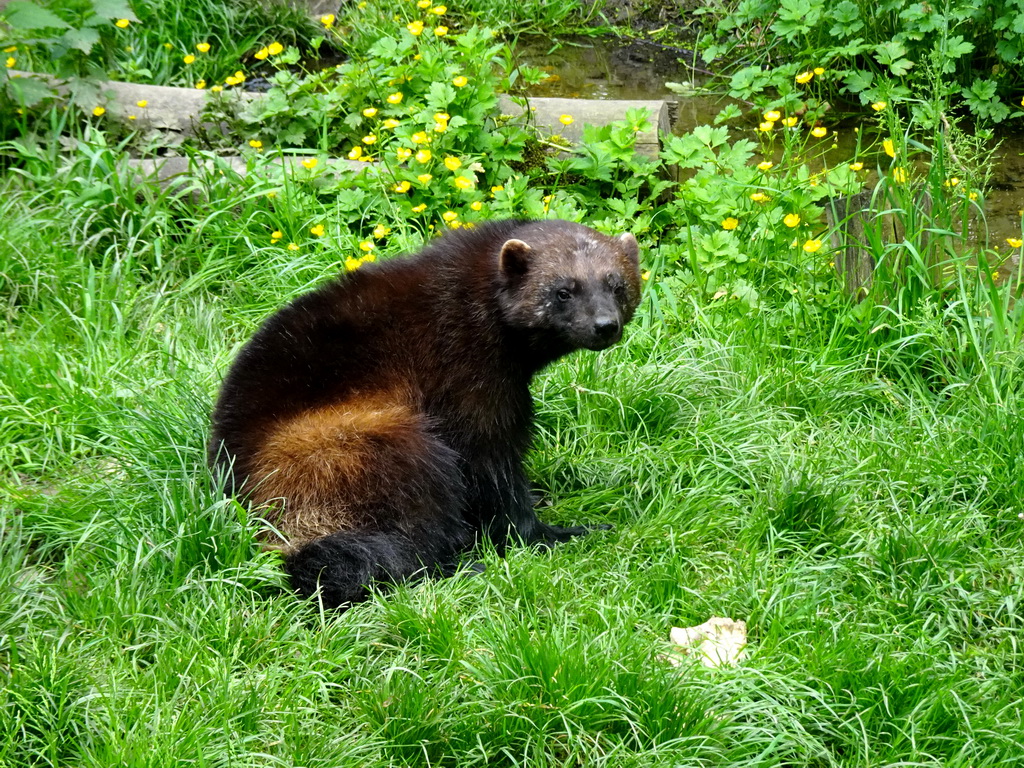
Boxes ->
[2,130,1023,767]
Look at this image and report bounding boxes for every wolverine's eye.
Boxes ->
[613,283,626,297]
[556,288,572,302]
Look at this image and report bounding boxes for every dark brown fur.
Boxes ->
[209,219,641,608]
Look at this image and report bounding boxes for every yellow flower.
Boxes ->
[266,190,277,198]
[128,115,136,121]
[893,166,908,183]
[454,176,474,190]
[136,99,148,108]
[559,114,574,125]
[795,71,813,84]
[849,162,864,171]
[407,20,424,35]
[417,173,433,184]
[883,139,895,157]
[210,85,223,92]
[196,42,211,53]
[92,106,106,117]
[783,213,801,228]
[412,203,428,213]
[396,147,412,161]
[442,211,458,222]
[254,47,269,60]
[301,158,318,169]
[415,149,432,163]
[811,126,827,137]
[750,192,768,202]
[969,191,979,200]
[871,101,887,112]
[183,54,196,64]
[348,146,363,160]
[813,67,825,75]
[763,109,781,122]
[321,13,335,27]
[362,107,378,117]
[411,131,429,144]
[115,18,130,28]
[310,224,325,237]
[782,116,798,127]
[431,4,447,13]
[383,118,400,129]
[249,139,263,149]
[372,225,391,238]
[434,26,448,36]
[802,239,822,253]
[434,112,450,122]
[417,0,432,7]
[4,55,15,68]
[443,156,462,171]
[944,177,960,187]
[345,256,361,271]
[268,42,284,56]
[1021,95,1024,108]
[433,120,448,133]
[721,217,739,230]
[195,80,206,89]
[758,121,774,132]
[470,201,483,211]
[387,92,404,104]
[491,185,504,196]
[287,242,299,251]
[757,160,773,171]
[1007,238,1023,248]
[271,230,283,242]
[362,134,377,145]
[233,71,245,81]
[452,75,468,87]
[359,240,375,251]
[164,42,173,49]
[394,180,411,193]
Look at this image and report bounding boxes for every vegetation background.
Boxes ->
[1,0,1022,765]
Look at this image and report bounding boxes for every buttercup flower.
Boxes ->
[750,192,768,202]
[249,139,263,149]
[116,18,130,28]
[183,54,195,64]
[396,147,412,161]
[373,225,391,238]
[310,224,325,237]
[850,162,864,171]
[442,211,458,222]
[722,217,739,230]
[387,92,404,104]
[417,173,433,184]
[452,75,468,87]
[443,156,462,171]
[944,177,960,187]
[417,0,431,7]
[811,126,827,138]
[415,149,432,164]
[893,167,908,183]
[136,99,148,108]
[795,71,813,84]
[871,101,887,112]
[383,119,400,129]
[758,121,774,132]
[362,134,377,145]
[359,240,375,251]
[783,213,801,228]
[491,185,504,195]
[782,116,799,127]
[412,203,428,213]
[559,114,574,126]
[394,180,411,193]
[287,243,299,251]
[195,80,206,89]
[431,5,447,13]
[196,42,211,53]
[4,57,14,68]
[763,110,781,122]
[321,13,335,27]
[813,67,825,75]
[348,146,363,160]
[803,239,822,253]
[271,230,283,242]
[411,131,429,144]
[267,42,284,56]
[470,201,483,211]
[883,139,895,157]
[757,160,773,171]
[1007,238,1023,248]
[301,158,318,169]
[434,26,448,36]
[454,176,474,190]
[254,47,269,60]
[210,85,223,92]
[407,20,424,35]
[92,106,106,117]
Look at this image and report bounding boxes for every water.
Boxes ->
[521,37,1024,276]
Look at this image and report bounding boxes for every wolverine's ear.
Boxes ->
[619,233,639,268]
[499,238,532,280]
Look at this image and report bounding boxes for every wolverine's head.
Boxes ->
[496,221,641,355]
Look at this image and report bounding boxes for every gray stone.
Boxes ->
[127,154,366,191]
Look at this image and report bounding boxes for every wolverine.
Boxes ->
[209,219,641,609]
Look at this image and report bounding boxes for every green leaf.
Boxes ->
[89,0,136,20]
[874,40,907,66]
[4,1,71,30]
[944,35,974,59]
[61,27,101,54]
[4,74,55,106]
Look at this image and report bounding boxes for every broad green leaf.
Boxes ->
[5,74,55,106]
[90,0,136,20]
[61,27,101,54]
[4,1,71,30]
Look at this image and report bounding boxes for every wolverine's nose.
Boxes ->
[593,317,621,341]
